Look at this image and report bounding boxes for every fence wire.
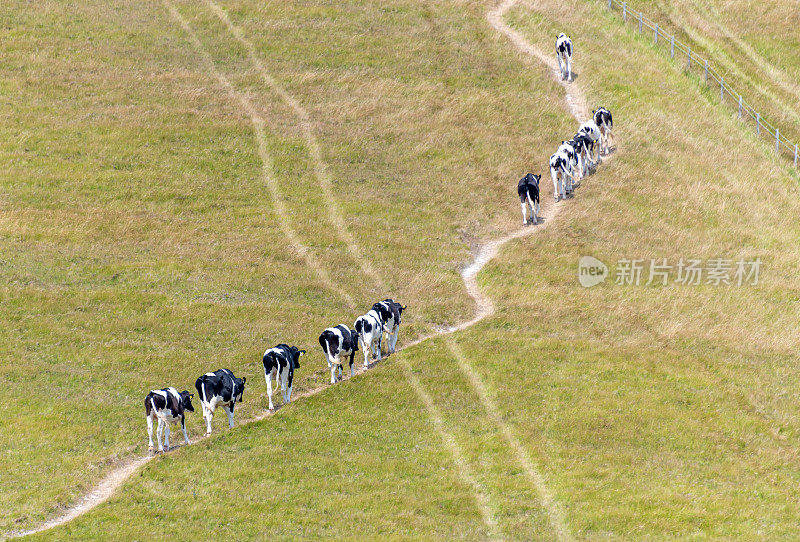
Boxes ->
[607,0,799,167]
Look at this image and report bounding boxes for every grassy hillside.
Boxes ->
[7,0,800,539]
[620,0,800,146]
[1,0,573,534]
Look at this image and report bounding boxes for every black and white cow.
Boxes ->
[571,132,595,176]
[556,33,573,81]
[263,344,304,410]
[319,325,359,384]
[354,309,384,369]
[371,299,406,355]
[145,387,194,452]
[578,120,601,165]
[195,369,246,435]
[565,137,586,179]
[518,173,541,225]
[557,141,579,193]
[550,151,571,202]
[592,107,614,154]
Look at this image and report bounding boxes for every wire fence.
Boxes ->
[604,0,799,169]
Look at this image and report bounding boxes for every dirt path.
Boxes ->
[6,0,600,538]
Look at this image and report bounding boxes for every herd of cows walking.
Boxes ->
[145,299,405,452]
[144,34,614,454]
[518,33,615,226]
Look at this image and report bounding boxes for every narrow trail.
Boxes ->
[201,1,498,532]
[7,0,598,538]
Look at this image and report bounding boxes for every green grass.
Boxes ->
[6,0,800,538]
[1,0,572,534]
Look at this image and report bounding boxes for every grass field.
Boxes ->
[618,0,800,146]
[5,0,800,539]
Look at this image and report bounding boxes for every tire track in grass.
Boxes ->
[7,0,602,536]
[204,0,388,293]
[166,0,357,311]
[398,361,502,539]
[446,338,572,541]
[202,3,504,535]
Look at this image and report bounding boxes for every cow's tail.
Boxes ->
[194,377,207,405]
[318,333,327,354]
[144,393,152,417]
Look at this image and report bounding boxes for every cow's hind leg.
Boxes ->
[203,404,213,435]
[361,338,370,370]
[389,327,399,353]
[327,357,336,384]
[164,422,171,451]
[374,334,382,362]
[527,195,537,224]
[280,371,288,403]
[551,169,560,202]
[265,369,275,410]
[146,413,155,451]
[156,418,164,452]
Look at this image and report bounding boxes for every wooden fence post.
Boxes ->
[776,128,780,154]
[738,95,742,118]
[756,113,760,135]
[639,12,642,33]
[655,24,658,43]
[670,35,674,58]
[720,77,724,102]
[795,144,798,168]
[687,47,691,70]
[623,2,626,21]
[704,60,708,83]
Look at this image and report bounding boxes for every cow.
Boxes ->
[578,120,601,165]
[371,299,406,355]
[319,325,359,384]
[571,133,595,176]
[144,387,194,453]
[263,344,304,410]
[565,137,586,179]
[592,107,614,154]
[550,151,571,202]
[518,173,541,225]
[557,141,579,192]
[195,369,246,435]
[556,33,573,81]
[354,309,384,370]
